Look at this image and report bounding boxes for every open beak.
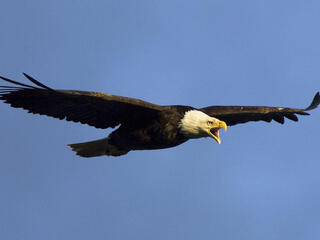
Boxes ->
[208,120,227,144]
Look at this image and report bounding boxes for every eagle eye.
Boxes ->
[207,120,213,125]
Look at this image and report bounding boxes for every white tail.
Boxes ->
[68,137,129,157]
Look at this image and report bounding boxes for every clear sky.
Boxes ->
[0,0,319,239]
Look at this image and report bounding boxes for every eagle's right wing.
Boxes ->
[200,92,320,126]
[0,73,165,129]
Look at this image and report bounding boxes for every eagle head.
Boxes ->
[179,110,227,144]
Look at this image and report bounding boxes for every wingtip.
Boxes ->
[22,72,54,91]
[0,75,13,82]
[305,91,320,111]
[22,72,34,80]
[0,74,36,88]
[22,72,36,81]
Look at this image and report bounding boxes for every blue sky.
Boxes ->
[0,0,319,239]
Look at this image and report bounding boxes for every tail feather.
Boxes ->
[68,137,129,157]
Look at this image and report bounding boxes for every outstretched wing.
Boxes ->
[200,92,320,126]
[0,73,165,129]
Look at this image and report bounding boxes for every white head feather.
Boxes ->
[179,110,223,139]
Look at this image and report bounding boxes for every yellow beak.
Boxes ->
[208,120,227,144]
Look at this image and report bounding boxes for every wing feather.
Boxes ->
[200,92,320,126]
[0,74,164,129]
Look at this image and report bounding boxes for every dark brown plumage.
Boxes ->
[1,73,319,157]
[200,94,319,126]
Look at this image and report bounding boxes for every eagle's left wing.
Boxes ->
[200,92,320,126]
[0,73,165,129]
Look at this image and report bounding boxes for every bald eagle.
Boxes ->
[1,73,319,157]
